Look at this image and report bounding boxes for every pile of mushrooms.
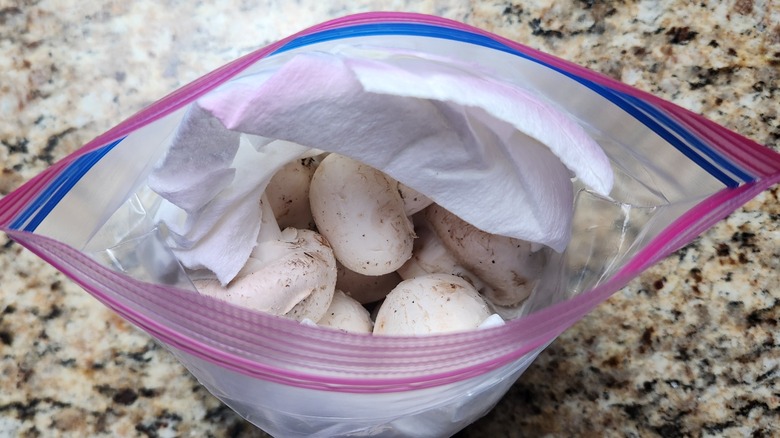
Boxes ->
[194,151,547,335]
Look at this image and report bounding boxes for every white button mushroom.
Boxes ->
[265,156,319,230]
[336,261,402,304]
[193,194,336,322]
[396,216,488,294]
[398,182,433,216]
[373,274,492,335]
[423,204,547,308]
[317,290,374,334]
[309,153,415,276]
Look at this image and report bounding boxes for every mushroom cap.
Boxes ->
[373,273,491,335]
[309,154,414,275]
[317,290,374,334]
[397,217,488,293]
[266,157,318,230]
[398,182,433,216]
[424,204,547,307]
[193,229,336,321]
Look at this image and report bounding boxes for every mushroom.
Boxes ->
[309,153,415,276]
[423,204,547,308]
[398,214,525,320]
[336,261,402,304]
[265,156,319,230]
[373,273,492,335]
[192,194,336,321]
[396,215,487,293]
[398,182,433,216]
[317,290,374,334]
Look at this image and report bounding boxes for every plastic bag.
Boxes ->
[1,13,778,438]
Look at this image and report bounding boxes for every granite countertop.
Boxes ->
[1,1,778,436]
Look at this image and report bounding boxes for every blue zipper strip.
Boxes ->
[620,92,753,183]
[10,137,123,231]
[273,22,752,187]
[15,22,755,232]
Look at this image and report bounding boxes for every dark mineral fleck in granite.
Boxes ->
[1,0,778,437]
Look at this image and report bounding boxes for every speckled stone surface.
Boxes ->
[1,1,778,437]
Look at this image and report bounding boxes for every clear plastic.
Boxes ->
[2,13,779,438]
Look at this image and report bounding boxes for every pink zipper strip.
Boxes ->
[4,174,776,392]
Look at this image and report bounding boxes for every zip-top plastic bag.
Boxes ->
[1,13,779,438]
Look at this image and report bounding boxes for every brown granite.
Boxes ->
[1,1,778,437]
